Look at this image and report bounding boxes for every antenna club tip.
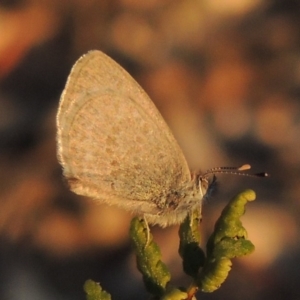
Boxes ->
[238,164,251,171]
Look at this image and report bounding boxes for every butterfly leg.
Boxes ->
[142,215,151,248]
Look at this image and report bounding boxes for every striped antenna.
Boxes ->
[202,164,269,178]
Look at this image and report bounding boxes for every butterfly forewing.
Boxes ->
[57,51,192,214]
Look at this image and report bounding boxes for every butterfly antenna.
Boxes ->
[202,164,269,178]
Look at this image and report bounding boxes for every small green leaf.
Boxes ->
[198,189,256,292]
[84,279,111,300]
[207,189,256,255]
[179,208,205,278]
[199,258,232,293]
[214,237,255,258]
[130,217,171,297]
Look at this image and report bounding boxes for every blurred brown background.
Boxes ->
[0,0,300,299]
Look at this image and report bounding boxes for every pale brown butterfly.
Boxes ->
[56,50,264,227]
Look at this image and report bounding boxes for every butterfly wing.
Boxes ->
[57,51,191,215]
